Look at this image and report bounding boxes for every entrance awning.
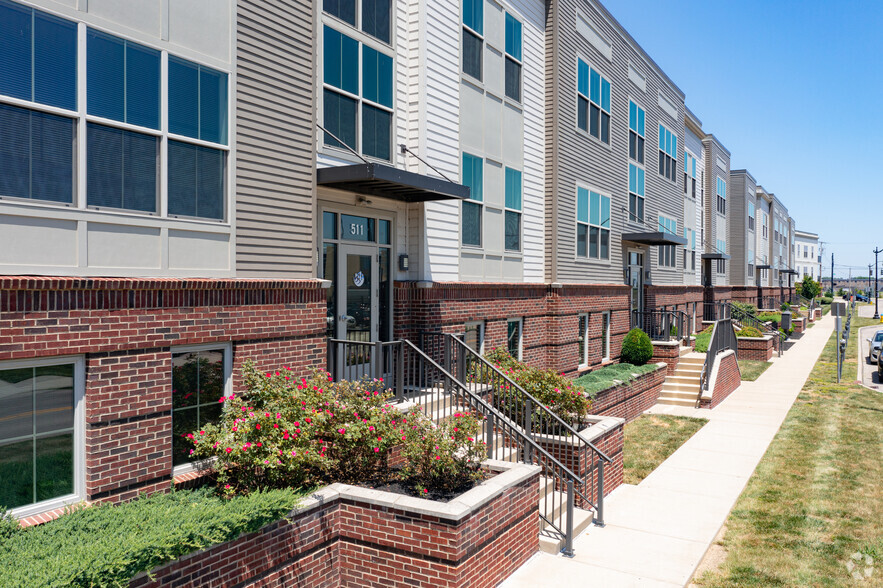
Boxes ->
[783,269,799,275]
[621,232,687,246]
[701,252,731,260]
[756,264,771,269]
[317,163,469,203]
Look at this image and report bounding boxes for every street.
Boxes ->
[856,302,883,389]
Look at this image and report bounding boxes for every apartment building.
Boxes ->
[682,109,705,287]
[794,230,820,281]
[727,170,758,288]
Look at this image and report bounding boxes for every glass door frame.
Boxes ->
[628,249,645,315]
[336,243,378,341]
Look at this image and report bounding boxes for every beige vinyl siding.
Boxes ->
[702,137,729,285]
[234,0,316,278]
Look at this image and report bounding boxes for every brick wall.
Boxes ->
[704,351,740,409]
[588,364,666,423]
[737,336,774,361]
[0,277,327,504]
[130,466,539,588]
[793,317,806,334]
[650,342,680,375]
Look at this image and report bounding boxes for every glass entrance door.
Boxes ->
[629,251,644,316]
[337,244,377,343]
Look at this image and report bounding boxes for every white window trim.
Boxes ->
[575,182,612,264]
[574,54,612,149]
[3,355,86,519]
[507,317,524,361]
[504,167,523,252]
[503,10,524,106]
[464,321,485,355]
[657,120,677,183]
[578,312,589,368]
[601,311,611,361]
[171,342,233,477]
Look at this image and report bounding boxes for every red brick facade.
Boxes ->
[0,277,327,504]
[737,336,774,361]
[130,466,540,588]
[650,341,681,375]
[703,351,741,409]
[588,364,666,423]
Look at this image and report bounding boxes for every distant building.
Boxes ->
[794,231,821,281]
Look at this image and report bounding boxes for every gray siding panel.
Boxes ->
[235,0,316,278]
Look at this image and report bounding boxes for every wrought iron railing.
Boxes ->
[327,337,596,556]
[729,303,785,357]
[698,318,738,398]
[702,301,731,322]
[631,309,693,343]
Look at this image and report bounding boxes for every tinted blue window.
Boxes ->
[505,168,521,210]
[601,78,610,112]
[505,13,522,61]
[168,140,225,219]
[169,56,199,139]
[87,123,157,212]
[600,194,610,228]
[362,0,391,44]
[0,0,32,102]
[590,191,599,226]
[576,187,588,223]
[362,46,393,108]
[199,67,227,144]
[125,43,160,129]
[34,11,77,110]
[323,0,356,26]
[0,103,74,203]
[463,0,482,34]
[324,26,359,95]
[323,88,357,151]
[87,30,125,122]
[590,69,600,104]
[577,60,589,97]
[462,153,482,202]
[362,104,391,160]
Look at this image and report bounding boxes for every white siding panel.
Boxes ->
[87,223,161,269]
[0,215,78,268]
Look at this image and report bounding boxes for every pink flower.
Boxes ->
[224,484,232,489]
[338,428,346,434]
[225,447,233,453]
[199,430,205,436]
[374,447,380,452]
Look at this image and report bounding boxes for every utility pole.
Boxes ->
[875,248,882,320]
[831,253,835,295]
[869,264,873,299]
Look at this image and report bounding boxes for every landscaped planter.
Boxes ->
[793,317,806,333]
[588,363,666,423]
[737,335,774,361]
[534,415,624,508]
[129,460,540,588]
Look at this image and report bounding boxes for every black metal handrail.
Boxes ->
[631,309,692,343]
[698,318,738,399]
[703,301,731,322]
[327,337,588,556]
[729,303,785,357]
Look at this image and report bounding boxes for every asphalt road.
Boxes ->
[857,303,883,389]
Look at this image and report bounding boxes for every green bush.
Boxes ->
[736,326,764,338]
[572,363,659,397]
[481,348,592,428]
[398,410,485,495]
[731,301,758,316]
[781,302,791,311]
[0,488,301,587]
[756,312,782,325]
[0,509,21,542]
[797,275,821,300]
[620,328,653,366]
[821,296,833,305]
[694,325,714,353]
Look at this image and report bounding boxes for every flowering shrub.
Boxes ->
[398,409,485,495]
[736,326,764,338]
[480,348,592,429]
[190,362,401,493]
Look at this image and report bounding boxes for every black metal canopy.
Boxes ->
[317,163,469,203]
[783,268,799,275]
[701,252,731,260]
[756,264,771,269]
[621,231,688,246]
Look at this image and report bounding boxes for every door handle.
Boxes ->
[340,314,356,326]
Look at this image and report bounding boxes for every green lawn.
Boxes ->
[737,360,772,382]
[623,414,708,485]
[694,317,883,586]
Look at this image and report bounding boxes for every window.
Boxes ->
[577,59,611,144]
[323,25,393,161]
[464,321,484,354]
[0,358,83,514]
[658,124,677,182]
[658,216,677,268]
[577,187,610,259]
[462,153,483,246]
[628,163,645,223]
[716,177,726,215]
[172,346,230,468]
[504,13,522,102]
[761,212,768,239]
[578,313,589,368]
[716,239,726,274]
[628,101,645,164]
[748,202,755,231]
[748,248,755,278]
[168,141,225,219]
[601,311,610,361]
[168,57,228,145]
[462,0,483,81]
[683,152,697,197]
[323,0,391,44]
[87,124,158,213]
[505,167,522,251]
[507,318,523,360]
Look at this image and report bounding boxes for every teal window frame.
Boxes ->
[462,152,483,247]
[628,163,645,223]
[504,167,522,252]
[657,215,677,268]
[657,123,677,182]
[577,58,611,144]
[628,101,645,164]
[577,186,610,260]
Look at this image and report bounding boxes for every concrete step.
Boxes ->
[679,346,693,357]
[538,503,595,554]
[674,365,703,374]
[659,388,699,400]
[678,356,705,365]
[665,375,702,386]
[656,395,698,407]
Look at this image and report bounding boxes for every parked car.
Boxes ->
[878,351,883,379]
[868,330,883,364]
[856,293,869,302]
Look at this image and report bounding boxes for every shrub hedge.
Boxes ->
[620,328,653,365]
[0,488,302,587]
[736,326,764,338]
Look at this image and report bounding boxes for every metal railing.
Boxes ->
[703,301,731,322]
[631,309,693,343]
[729,303,785,357]
[327,337,596,556]
[698,318,738,398]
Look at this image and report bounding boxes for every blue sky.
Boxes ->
[601,0,881,278]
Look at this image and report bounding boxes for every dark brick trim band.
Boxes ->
[88,410,170,429]
[89,474,171,501]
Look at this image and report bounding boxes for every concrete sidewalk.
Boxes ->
[501,314,836,587]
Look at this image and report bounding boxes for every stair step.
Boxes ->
[666,375,702,385]
[538,506,595,554]
[678,357,705,365]
[674,365,703,373]
[656,396,698,407]
[662,382,700,392]
[659,389,699,400]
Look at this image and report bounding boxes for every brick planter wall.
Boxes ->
[701,351,740,409]
[650,341,680,375]
[589,363,666,423]
[130,461,540,588]
[737,336,774,361]
[0,277,327,505]
[793,317,806,334]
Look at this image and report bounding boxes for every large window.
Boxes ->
[628,101,645,164]
[716,176,727,215]
[658,123,677,182]
[504,13,522,102]
[748,201,755,231]
[628,163,645,224]
[462,152,483,246]
[658,215,677,268]
[578,313,589,368]
[577,59,610,144]
[0,358,82,514]
[323,25,393,161]
[507,318,523,360]
[172,346,230,468]
[324,0,391,44]
[464,321,484,354]
[577,187,610,259]
[684,152,697,198]
[600,311,610,361]
[462,0,483,81]
[505,167,522,251]
[0,2,229,220]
